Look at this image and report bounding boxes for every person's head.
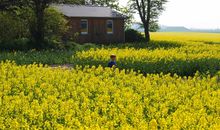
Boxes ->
[110,54,116,61]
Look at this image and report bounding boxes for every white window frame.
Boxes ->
[107,20,114,34]
[80,19,88,35]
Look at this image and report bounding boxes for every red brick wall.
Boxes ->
[66,17,125,43]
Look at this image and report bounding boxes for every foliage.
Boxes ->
[85,0,120,9]
[0,61,220,129]
[0,7,69,50]
[136,21,160,32]
[0,0,84,48]
[0,11,29,42]
[44,7,69,42]
[149,20,160,32]
[0,0,28,10]
[0,43,100,64]
[125,29,145,42]
[119,7,134,29]
[0,39,33,51]
[0,50,74,64]
[60,0,85,4]
[0,7,34,50]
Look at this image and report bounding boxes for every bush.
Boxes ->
[44,7,69,42]
[125,29,145,42]
[0,39,34,51]
[0,12,29,43]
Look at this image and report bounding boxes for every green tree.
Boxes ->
[29,0,64,48]
[0,0,82,45]
[44,7,69,41]
[0,7,31,42]
[86,0,119,9]
[0,12,23,42]
[137,20,160,32]
[120,6,134,30]
[0,0,26,10]
[60,0,85,4]
[129,0,167,42]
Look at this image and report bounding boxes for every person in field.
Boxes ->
[108,54,117,68]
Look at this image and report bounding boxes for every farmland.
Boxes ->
[0,32,220,129]
[151,32,220,43]
[1,33,220,76]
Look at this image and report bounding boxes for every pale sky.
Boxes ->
[119,0,220,29]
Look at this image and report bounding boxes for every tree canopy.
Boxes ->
[129,0,167,42]
[0,0,85,48]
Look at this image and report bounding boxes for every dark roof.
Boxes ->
[53,4,126,18]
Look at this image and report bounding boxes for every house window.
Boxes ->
[107,20,113,34]
[80,19,88,34]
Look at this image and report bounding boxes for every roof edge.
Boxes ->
[52,4,127,19]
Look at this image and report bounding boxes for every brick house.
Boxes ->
[54,4,126,43]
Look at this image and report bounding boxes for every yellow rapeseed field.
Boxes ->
[0,62,220,129]
[75,36,220,75]
[76,44,220,62]
[151,32,220,43]
[0,32,220,129]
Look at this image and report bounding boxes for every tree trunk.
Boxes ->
[35,10,44,47]
[144,24,150,42]
[145,0,151,42]
[32,1,45,49]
